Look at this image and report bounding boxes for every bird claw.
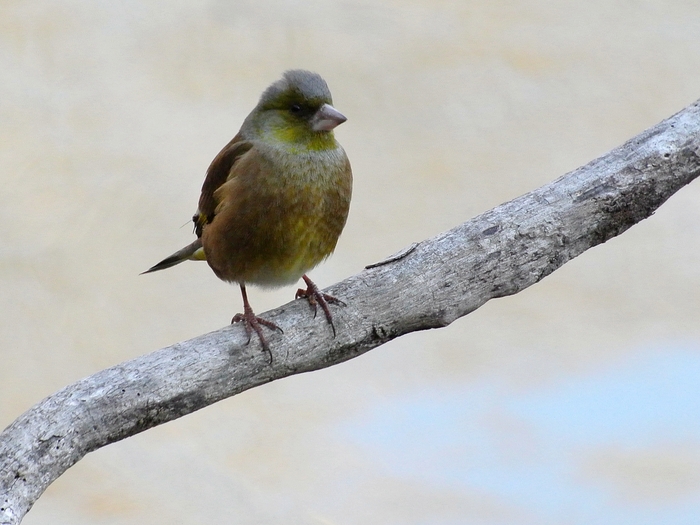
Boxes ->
[231,310,282,363]
[296,275,345,337]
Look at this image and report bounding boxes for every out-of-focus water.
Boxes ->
[2,1,700,523]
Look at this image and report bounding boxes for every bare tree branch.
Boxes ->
[2,100,700,524]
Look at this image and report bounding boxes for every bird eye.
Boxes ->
[290,104,302,113]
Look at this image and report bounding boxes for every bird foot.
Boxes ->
[231,310,283,359]
[295,275,345,337]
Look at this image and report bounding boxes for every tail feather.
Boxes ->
[142,239,205,274]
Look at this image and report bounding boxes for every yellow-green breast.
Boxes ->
[201,140,352,288]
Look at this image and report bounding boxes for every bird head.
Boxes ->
[244,70,347,151]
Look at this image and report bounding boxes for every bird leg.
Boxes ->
[232,283,282,356]
[295,274,346,337]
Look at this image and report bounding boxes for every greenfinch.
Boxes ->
[144,70,352,351]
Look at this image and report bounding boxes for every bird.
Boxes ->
[143,70,352,353]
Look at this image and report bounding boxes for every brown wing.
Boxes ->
[193,133,253,237]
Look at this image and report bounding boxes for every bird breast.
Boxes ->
[202,142,352,288]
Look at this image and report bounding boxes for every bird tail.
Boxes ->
[142,238,206,274]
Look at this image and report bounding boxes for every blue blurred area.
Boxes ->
[515,347,700,444]
[339,345,700,524]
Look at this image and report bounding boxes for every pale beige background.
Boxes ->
[2,1,700,524]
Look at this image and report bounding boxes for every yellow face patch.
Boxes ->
[271,119,337,152]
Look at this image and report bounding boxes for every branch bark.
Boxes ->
[2,100,700,524]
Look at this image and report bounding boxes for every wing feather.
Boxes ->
[193,134,253,237]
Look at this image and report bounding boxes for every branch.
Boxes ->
[2,100,700,524]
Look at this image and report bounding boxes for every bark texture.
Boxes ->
[1,100,700,524]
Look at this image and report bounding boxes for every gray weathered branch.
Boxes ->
[2,100,700,524]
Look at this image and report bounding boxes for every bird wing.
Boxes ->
[194,134,254,237]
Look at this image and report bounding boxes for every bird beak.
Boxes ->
[311,104,347,131]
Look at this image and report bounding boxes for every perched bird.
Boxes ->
[144,70,352,351]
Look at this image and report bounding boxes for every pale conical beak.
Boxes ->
[311,103,347,131]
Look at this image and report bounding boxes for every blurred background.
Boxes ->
[2,1,700,523]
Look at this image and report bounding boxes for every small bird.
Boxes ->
[144,70,352,352]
